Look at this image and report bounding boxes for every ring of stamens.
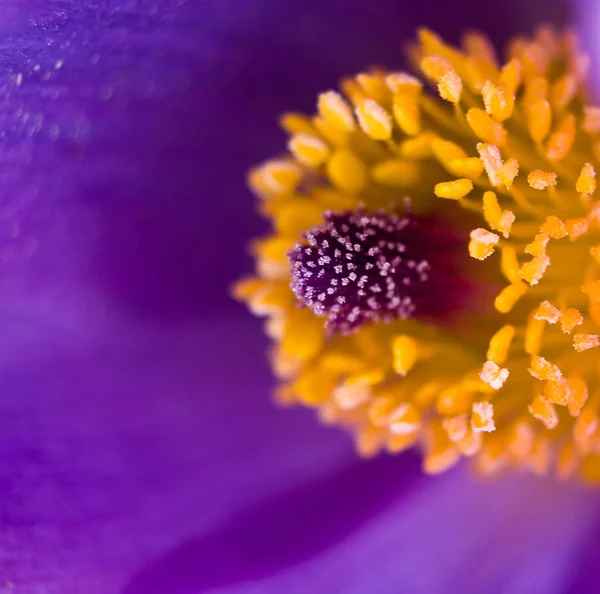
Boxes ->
[235,25,600,483]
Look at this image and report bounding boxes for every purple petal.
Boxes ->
[1,314,386,592]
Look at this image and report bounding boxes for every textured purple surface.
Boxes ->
[0,1,599,593]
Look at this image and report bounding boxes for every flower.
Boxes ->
[236,23,600,483]
[3,0,600,593]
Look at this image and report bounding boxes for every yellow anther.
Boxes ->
[280,113,314,135]
[294,368,338,405]
[431,138,466,166]
[463,31,498,65]
[313,115,351,147]
[529,394,559,429]
[450,158,484,180]
[399,132,437,159]
[391,335,418,376]
[526,99,552,143]
[436,384,472,415]
[356,73,390,102]
[565,218,589,241]
[583,106,600,133]
[466,108,507,145]
[500,246,520,283]
[332,382,371,410]
[573,333,599,352]
[471,401,496,432]
[546,113,576,161]
[479,360,509,390]
[520,254,550,286]
[326,149,367,193]
[438,70,463,104]
[527,170,557,190]
[288,133,330,167]
[434,178,473,199]
[254,160,303,195]
[388,402,422,436]
[495,281,528,313]
[486,324,515,364]
[355,99,392,140]
[421,56,463,104]
[507,420,535,458]
[523,77,549,107]
[540,215,568,239]
[482,80,514,121]
[529,356,562,382]
[476,437,508,475]
[534,300,561,323]
[560,308,583,334]
[317,91,356,132]
[367,396,397,427]
[423,422,461,474]
[420,55,452,80]
[457,429,482,457]
[392,95,420,136]
[372,159,419,188]
[543,378,572,406]
[525,315,545,356]
[525,233,550,256]
[574,407,599,452]
[551,73,577,110]
[442,414,468,442]
[576,163,596,195]
[499,158,519,190]
[385,72,423,95]
[468,228,499,260]
[483,191,515,237]
[431,139,483,179]
[500,58,521,92]
[356,425,383,458]
[568,377,589,417]
[386,433,419,454]
[477,142,503,186]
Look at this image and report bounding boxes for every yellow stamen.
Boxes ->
[527,170,557,190]
[529,394,559,429]
[355,99,393,140]
[472,401,496,432]
[326,149,367,193]
[576,163,596,195]
[573,333,599,352]
[466,108,507,145]
[486,324,515,364]
[434,179,473,199]
[288,133,330,167]
[469,228,499,260]
[318,91,356,132]
[391,335,418,376]
[483,191,515,237]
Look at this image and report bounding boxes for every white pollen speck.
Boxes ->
[480,360,509,389]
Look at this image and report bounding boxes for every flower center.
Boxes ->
[235,25,600,483]
[289,209,472,334]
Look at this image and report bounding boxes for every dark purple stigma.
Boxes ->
[289,209,472,334]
